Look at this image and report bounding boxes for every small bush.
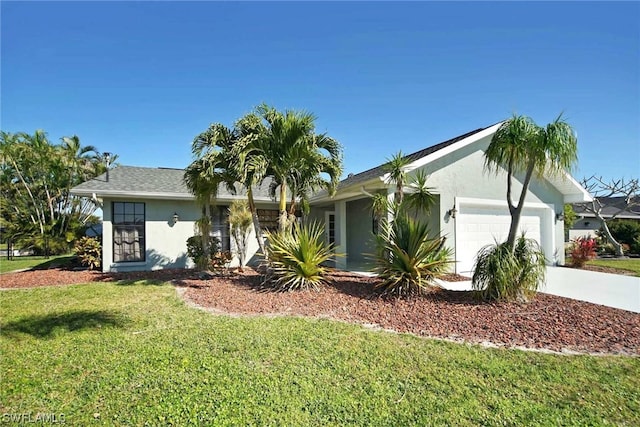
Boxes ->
[210,250,233,275]
[186,235,221,270]
[472,235,546,302]
[570,236,597,268]
[372,214,453,298]
[632,236,640,255]
[73,237,101,270]
[607,219,640,248]
[262,222,334,291]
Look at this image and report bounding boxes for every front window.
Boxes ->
[113,202,145,262]
[257,209,280,232]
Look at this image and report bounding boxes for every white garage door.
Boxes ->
[455,203,546,275]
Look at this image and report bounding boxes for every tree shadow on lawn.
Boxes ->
[25,255,78,271]
[1,310,130,339]
[106,269,198,287]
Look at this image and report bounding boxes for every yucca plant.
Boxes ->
[372,214,453,297]
[262,221,334,291]
[472,234,546,302]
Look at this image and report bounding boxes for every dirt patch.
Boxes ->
[2,267,638,355]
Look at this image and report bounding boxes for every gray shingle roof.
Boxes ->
[572,196,640,219]
[71,165,276,201]
[337,123,499,189]
[72,122,503,201]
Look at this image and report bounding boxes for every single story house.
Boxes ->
[71,121,592,275]
[71,166,281,272]
[569,196,640,241]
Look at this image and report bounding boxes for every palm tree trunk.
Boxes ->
[278,183,288,231]
[202,202,211,258]
[506,159,536,250]
[595,212,625,257]
[247,187,265,254]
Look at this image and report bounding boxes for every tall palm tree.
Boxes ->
[485,114,578,250]
[230,113,270,253]
[286,132,343,219]
[185,125,238,262]
[254,104,343,231]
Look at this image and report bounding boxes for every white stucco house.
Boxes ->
[71,121,592,275]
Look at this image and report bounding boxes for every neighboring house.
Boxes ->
[71,121,592,275]
[71,166,281,272]
[569,196,640,241]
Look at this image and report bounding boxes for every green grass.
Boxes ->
[1,282,639,426]
[588,258,640,277]
[0,255,75,274]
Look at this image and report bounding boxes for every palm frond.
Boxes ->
[262,222,334,291]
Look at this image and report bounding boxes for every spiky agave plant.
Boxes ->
[472,234,546,302]
[262,221,334,291]
[372,214,453,297]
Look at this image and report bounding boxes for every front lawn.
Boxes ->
[0,255,75,274]
[1,282,639,425]
[588,258,640,277]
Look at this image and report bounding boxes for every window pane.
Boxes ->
[113,202,145,262]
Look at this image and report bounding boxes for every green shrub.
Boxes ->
[209,250,233,275]
[73,236,101,270]
[632,236,640,255]
[371,214,453,298]
[607,219,640,251]
[262,222,334,291]
[472,235,546,302]
[186,235,221,270]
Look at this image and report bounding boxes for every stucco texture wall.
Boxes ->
[413,134,566,267]
[102,198,201,272]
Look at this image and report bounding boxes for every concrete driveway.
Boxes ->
[438,266,640,313]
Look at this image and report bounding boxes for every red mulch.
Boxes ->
[2,267,638,355]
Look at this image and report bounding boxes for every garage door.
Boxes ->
[455,202,545,275]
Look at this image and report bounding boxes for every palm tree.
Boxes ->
[229,113,270,253]
[405,169,436,217]
[484,114,578,250]
[286,132,342,219]
[254,104,343,231]
[383,151,411,206]
[184,125,238,265]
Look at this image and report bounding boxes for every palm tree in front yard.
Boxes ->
[484,114,578,251]
[473,114,579,302]
[254,104,343,231]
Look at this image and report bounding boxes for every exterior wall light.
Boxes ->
[556,212,565,222]
[172,212,179,224]
[448,206,457,219]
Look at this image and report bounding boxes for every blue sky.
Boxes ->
[2,1,639,183]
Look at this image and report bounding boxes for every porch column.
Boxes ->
[335,200,347,269]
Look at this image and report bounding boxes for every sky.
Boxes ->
[2,1,639,184]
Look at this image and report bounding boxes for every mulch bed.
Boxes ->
[2,267,638,356]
